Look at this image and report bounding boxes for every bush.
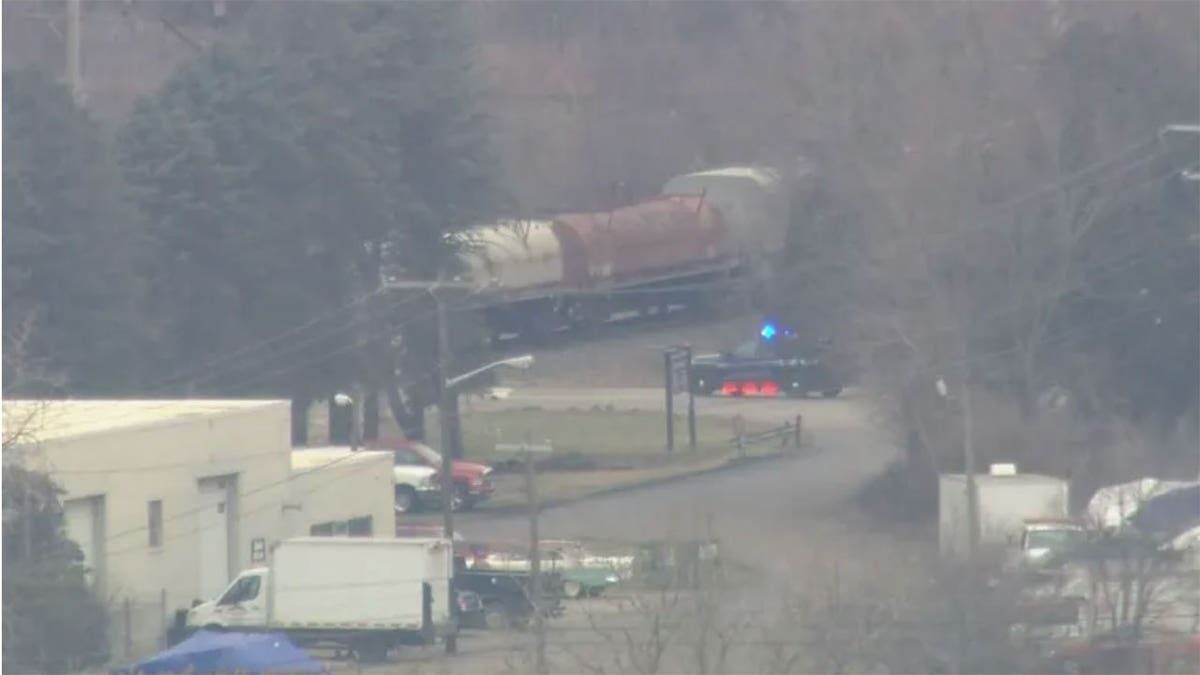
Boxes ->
[857,458,938,523]
[2,467,110,673]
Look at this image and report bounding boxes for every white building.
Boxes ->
[288,447,395,538]
[1,399,395,660]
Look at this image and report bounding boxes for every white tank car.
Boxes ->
[660,165,795,259]
[456,219,566,298]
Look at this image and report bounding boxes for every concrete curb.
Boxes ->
[477,445,818,517]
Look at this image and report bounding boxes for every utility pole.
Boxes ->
[66,0,82,103]
[384,277,533,656]
[496,438,553,675]
[432,278,459,655]
[684,346,696,450]
[383,276,470,655]
[962,375,980,563]
[525,436,546,675]
[349,385,361,453]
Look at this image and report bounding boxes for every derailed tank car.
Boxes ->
[458,196,737,341]
[454,164,812,342]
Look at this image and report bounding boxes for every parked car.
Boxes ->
[465,540,624,599]
[391,460,441,514]
[541,540,634,597]
[454,563,564,630]
[372,439,494,511]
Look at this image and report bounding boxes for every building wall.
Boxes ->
[287,450,396,540]
[30,402,293,631]
[12,400,400,662]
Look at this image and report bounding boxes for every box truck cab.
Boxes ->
[188,566,271,631]
[186,537,453,662]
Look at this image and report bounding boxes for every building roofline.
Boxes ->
[2,399,288,447]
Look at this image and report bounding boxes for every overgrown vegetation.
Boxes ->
[2,467,109,673]
[4,2,504,444]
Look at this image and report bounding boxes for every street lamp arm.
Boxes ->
[445,354,534,390]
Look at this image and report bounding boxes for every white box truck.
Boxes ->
[187,537,452,661]
[939,468,1070,559]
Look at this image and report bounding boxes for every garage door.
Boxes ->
[63,496,104,588]
[197,479,233,601]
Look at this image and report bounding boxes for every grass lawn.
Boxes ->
[482,457,737,510]
[430,408,752,464]
[309,403,787,510]
[308,404,769,464]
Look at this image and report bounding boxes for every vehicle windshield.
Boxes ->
[217,575,261,606]
[1027,529,1084,550]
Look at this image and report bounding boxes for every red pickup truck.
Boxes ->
[371,438,494,511]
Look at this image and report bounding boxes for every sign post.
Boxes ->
[494,437,553,675]
[663,351,675,452]
[664,346,696,452]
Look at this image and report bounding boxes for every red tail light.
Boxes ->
[760,381,780,396]
[741,381,760,395]
[721,381,741,396]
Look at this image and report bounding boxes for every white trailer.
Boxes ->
[939,469,1070,558]
[187,537,452,661]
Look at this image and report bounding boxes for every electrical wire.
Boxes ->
[102,448,388,555]
[16,293,443,439]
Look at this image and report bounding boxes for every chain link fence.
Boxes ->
[107,591,172,667]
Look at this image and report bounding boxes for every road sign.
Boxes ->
[495,442,553,454]
[666,347,691,395]
[662,345,697,452]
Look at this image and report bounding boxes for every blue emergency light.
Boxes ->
[760,322,777,340]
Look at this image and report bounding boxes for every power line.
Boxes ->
[21,293,444,436]
[102,449,383,555]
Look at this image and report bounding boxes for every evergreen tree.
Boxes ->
[120,1,505,436]
[119,46,353,398]
[3,69,152,394]
[2,466,109,674]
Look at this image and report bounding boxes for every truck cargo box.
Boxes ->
[940,473,1069,558]
[270,537,452,630]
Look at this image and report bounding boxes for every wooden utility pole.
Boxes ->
[684,346,696,450]
[383,276,473,656]
[525,438,546,675]
[432,279,458,655]
[963,376,980,562]
[496,438,552,674]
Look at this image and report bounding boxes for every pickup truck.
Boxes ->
[690,326,843,398]
[372,439,494,511]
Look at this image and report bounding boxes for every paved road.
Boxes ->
[340,388,897,673]
[454,387,895,580]
[338,592,789,674]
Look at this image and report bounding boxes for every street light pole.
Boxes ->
[383,276,532,655]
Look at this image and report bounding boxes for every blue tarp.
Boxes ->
[119,630,323,674]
